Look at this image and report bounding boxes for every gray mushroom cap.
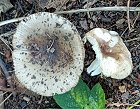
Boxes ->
[12,12,85,96]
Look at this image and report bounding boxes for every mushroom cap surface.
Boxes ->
[84,28,133,79]
[12,12,85,96]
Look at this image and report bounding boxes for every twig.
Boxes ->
[0,86,25,93]
[17,0,24,13]
[0,91,7,96]
[127,0,131,31]
[0,37,13,51]
[121,27,128,37]
[0,17,24,27]
[129,100,140,109]
[0,93,12,107]
[131,12,140,28]
[124,37,140,42]
[121,11,140,37]
[0,52,4,56]
[54,6,140,14]
[0,87,15,92]
[0,7,140,27]
[0,30,15,51]
[38,96,43,104]
[107,102,140,107]
[0,30,15,38]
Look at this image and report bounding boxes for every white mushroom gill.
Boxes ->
[12,12,85,96]
[83,28,133,79]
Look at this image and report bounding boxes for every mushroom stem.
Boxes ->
[87,58,101,76]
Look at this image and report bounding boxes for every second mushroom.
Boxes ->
[83,28,133,79]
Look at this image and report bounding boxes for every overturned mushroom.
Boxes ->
[83,28,133,79]
[12,12,85,96]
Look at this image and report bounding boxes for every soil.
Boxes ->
[0,0,140,109]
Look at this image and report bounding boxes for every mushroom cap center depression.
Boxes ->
[24,33,74,69]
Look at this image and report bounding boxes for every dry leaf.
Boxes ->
[119,85,126,93]
[0,0,13,13]
[26,0,34,4]
[4,50,12,62]
[80,19,88,30]
[116,19,125,25]
[135,74,140,84]
[83,0,98,8]
[121,91,129,100]
[131,90,139,95]
[39,0,69,11]
[136,78,140,84]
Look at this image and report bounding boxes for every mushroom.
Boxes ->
[83,28,133,79]
[12,12,85,96]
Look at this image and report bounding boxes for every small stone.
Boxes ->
[23,96,30,102]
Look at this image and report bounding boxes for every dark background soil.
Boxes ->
[0,0,140,109]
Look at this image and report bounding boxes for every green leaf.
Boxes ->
[54,79,91,109]
[89,83,105,109]
[53,79,105,109]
